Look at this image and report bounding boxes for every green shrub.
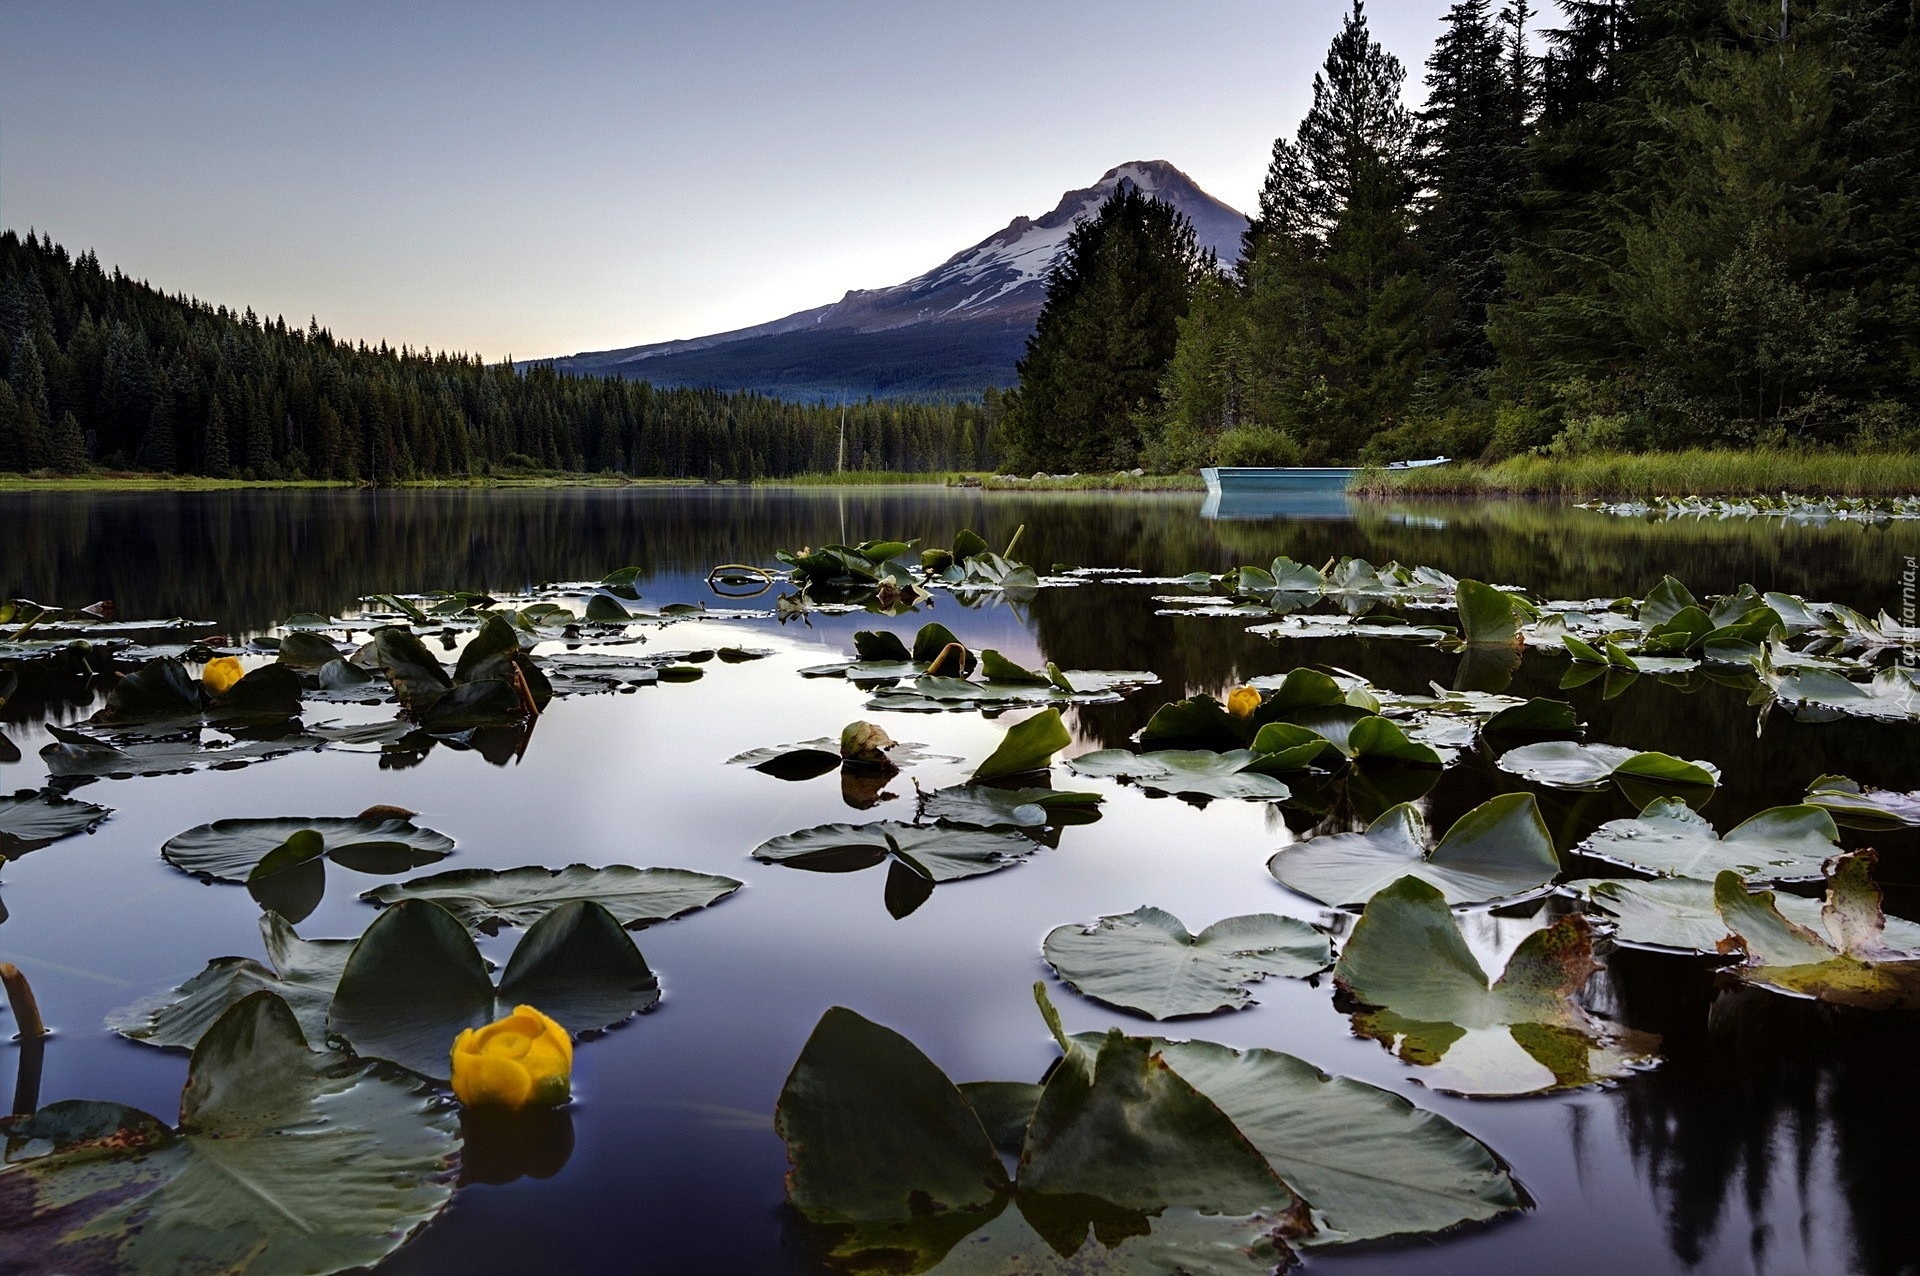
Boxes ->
[1212,425,1304,467]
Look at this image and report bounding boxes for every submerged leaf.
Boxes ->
[1570,874,1920,956]
[1042,907,1329,1019]
[1715,852,1920,1009]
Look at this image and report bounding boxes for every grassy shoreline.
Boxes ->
[1351,449,1920,499]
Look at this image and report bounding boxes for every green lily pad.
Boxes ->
[1715,852,1920,1009]
[973,708,1071,781]
[1138,672,1348,750]
[40,722,323,780]
[109,911,353,1049]
[1495,740,1720,792]
[775,1005,1009,1269]
[1065,749,1292,803]
[1574,798,1841,882]
[0,993,457,1275]
[362,863,743,933]
[1569,874,1920,956]
[1333,876,1659,1096]
[162,814,455,884]
[1456,579,1522,646]
[0,789,110,856]
[917,785,1103,829]
[1078,1036,1525,1244]
[1268,793,1559,909]
[1762,662,1920,722]
[1803,774,1920,830]
[1042,908,1330,1019]
[329,898,658,1078]
[1249,614,1456,643]
[753,821,1035,883]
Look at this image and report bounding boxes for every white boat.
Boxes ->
[1200,456,1450,496]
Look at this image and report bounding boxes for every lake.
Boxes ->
[3,486,1919,1274]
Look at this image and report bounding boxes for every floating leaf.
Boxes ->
[917,785,1103,829]
[329,898,657,1078]
[1042,908,1329,1019]
[1333,876,1658,1096]
[1065,749,1292,803]
[162,814,455,884]
[1715,852,1920,1009]
[973,708,1071,781]
[1496,740,1720,792]
[109,911,352,1049]
[41,723,322,779]
[1569,874,1920,956]
[1762,662,1920,722]
[1804,774,1920,830]
[0,993,457,1275]
[1456,579,1521,646]
[1268,793,1558,908]
[775,1006,1008,1269]
[1090,1036,1524,1243]
[753,821,1034,884]
[362,864,743,933]
[1575,798,1840,882]
[0,789,110,856]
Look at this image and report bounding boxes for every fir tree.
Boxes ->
[1000,185,1208,472]
[203,397,231,476]
[51,410,89,472]
[139,369,178,471]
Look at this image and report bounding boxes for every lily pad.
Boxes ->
[0,992,457,1275]
[753,821,1035,884]
[1762,662,1920,722]
[1574,798,1841,882]
[362,863,743,933]
[1569,874,1920,956]
[0,789,110,856]
[973,708,1071,781]
[1495,740,1720,792]
[1268,793,1559,909]
[1088,1036,1525,1243]
[1333,876,1659,1096]
[1803,774,1920,831]
[917,784,1103,829]
[110,911,353,1049]
[41,723,323,779]
[162,814,455,884]
[1042,908,1330,1019]
[1715,852,1920,1009]
[329,898,658,1078]
[1065,749,1292,803]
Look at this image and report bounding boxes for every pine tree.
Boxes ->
[139,370,178,471]
[1419,0,1530,372]
[9,338,53,470]
[51,410,89,472]
[203,397,232,476]
[1000,185,1208,472]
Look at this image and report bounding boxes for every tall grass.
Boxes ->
[1353,449,1920,499]
[980,472,1206,492]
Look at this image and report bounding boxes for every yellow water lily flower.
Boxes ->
[451,1005,573,1110]
[1226,685,1262,718]
[202,656,245,697]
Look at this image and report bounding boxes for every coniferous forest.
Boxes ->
[7,0,1918,481]
[0,230,997,481]
[1007,0,1920,469]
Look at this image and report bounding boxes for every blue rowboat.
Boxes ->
[1200,456,1450,496]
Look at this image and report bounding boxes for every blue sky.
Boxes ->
[3,1,1459,359]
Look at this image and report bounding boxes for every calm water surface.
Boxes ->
[4,487,1920,1275]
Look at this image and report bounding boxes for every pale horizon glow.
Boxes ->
[2,1,1457,361]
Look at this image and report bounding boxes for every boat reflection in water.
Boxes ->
[1199,487,1358,521]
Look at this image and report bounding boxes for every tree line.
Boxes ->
[0,230,997,480]
[1002,0,1920,469]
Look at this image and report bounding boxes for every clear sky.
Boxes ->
[2,1,1458,361]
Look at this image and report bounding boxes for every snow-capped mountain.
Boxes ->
[544,161,1246,400]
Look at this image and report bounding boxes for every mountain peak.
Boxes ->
[545,161,1247,399]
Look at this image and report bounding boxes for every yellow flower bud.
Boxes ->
[1226,685,1262,718]
[202,656,245,697]
[451,1005,573,1110]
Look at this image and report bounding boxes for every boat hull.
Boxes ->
[1200,458,1449,496]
